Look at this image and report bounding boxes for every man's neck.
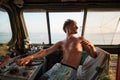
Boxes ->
[66,34,75,40]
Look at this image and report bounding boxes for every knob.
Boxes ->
[9,67,19,74]
[22,71,28,77]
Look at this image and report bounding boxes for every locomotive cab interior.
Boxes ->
[0,0,120,80]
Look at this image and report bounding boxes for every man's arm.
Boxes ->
[81,37,97,58]
[16,41,62,66]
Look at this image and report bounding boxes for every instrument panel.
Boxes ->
[0,45,45,80]
[0,56,45,80]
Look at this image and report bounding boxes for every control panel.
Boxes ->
[0,55,45,80]
[0,43,46,80]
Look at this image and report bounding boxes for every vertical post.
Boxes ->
[116,18,120,80]
[81,8,87,37]
[116,53,120,80]
[46,11,52,44]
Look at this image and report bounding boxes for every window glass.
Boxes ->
[0,8,12,43]
[49,12,84,43]
[23,11,49,44]
[85,11,120,45]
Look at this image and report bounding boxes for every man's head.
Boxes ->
[63,19,78,34]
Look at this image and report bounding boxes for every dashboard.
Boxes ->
[0,46,46,80]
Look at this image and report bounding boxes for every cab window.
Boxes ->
[85,10,120,45]
[0,8,12,43]
[23,11,84,44]
[49,12,84,43]
[23,11,49,44]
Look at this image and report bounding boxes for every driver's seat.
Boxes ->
[77,47,110,80]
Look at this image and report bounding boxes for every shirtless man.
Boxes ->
[16,19,97,80]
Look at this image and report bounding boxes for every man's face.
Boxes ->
[67,23,78,34]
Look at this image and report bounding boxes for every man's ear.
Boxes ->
[65,27,68,33]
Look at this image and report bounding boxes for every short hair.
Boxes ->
[63,19,76,33]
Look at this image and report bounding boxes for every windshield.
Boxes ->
[85,10,120,45]
[0,8,12,43]
[23,9,120,45]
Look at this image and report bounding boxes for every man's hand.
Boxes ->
[80,37,97,58]
[80,37,91,46]
[16,56,33,66]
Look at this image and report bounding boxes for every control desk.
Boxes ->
[0,55,45,80]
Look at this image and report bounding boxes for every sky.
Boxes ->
[23,12,84,34]
[1,11,120,34]
[23,11,120,34]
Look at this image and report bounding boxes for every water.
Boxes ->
[0,32,12,43]
[0,32,120,45]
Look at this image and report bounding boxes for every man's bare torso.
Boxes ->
[60,37,83,69]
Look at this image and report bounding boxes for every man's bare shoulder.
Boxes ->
[51,40,63,47]
[50,41,64,50]
[55,40,64,45]
[78,36,83,40]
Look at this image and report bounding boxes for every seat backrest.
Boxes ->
[77,47,110,80]
[80,51,88,65]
